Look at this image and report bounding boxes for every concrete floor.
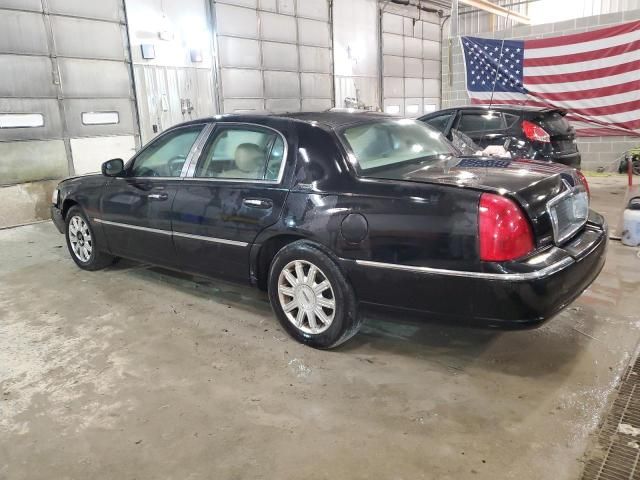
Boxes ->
[1,175,639,480]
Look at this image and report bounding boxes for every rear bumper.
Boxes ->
[341,212,607,329]
[51,205,65,233]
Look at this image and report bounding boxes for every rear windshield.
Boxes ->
[340,119,456,174]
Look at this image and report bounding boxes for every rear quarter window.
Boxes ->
[504,113,520,128]
[424,113,453,132]
[457,112,505,132]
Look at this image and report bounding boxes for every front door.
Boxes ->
[98,123,208,266]
[172,123,291,281]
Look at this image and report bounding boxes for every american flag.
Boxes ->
[461,20,640,137]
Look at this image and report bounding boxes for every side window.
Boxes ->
[424,113,453,132]
[264,136,285,181]
[195,126,285,181]
[457,112,505,133]
[131,125,204,177]
[503,113,520,128]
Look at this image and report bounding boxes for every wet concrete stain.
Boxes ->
[0,179,60,227]
[0,175,639,479]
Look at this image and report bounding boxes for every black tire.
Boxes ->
[268,240,363,349]
[65,205,116,271]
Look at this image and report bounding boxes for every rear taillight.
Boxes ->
[522,120,550,143]
[575,170,590,199]
[479,193,535,262]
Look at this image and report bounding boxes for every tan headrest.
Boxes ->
[234,143,264,173]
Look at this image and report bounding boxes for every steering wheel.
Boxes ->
[136,166,159,177]
[168,155,187,176]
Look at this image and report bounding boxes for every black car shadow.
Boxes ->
[338,305,600,379]
[107,259,598,379]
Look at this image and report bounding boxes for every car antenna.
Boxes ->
[482,9,512,154]
[488,6,512,110]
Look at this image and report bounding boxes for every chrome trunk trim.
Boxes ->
[354,256,575,281]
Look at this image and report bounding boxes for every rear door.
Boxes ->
[172,122,292,281]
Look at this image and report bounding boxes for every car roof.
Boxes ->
[429,105,564,115]
[278,111,396,128]
[178,111,398,131]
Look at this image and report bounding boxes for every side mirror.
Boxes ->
[102,158,124,177]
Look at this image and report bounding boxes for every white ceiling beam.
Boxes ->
[459,0,532,24]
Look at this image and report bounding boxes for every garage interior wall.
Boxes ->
[125,0,217,144]
[442,7,640,171]
[0,0,138,227]
[380,5,441,118]
[214,0,333,114]
[458,0,640,35]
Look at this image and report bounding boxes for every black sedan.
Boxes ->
[420,105,582,168]
[51,112,606,349]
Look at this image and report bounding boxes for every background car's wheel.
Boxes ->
[65,206,116,271]
[268,240,362,349]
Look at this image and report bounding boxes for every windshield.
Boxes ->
[340,119,456,174]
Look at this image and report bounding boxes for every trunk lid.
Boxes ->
[365,155,586,246]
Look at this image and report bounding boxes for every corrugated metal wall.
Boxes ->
[213,0,333,114]
[0,0,138,184]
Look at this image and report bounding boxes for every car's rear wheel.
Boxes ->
[268,240,362,349]
[65,206,116,270]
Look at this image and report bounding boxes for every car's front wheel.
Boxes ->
[65,206,116,270]
[268,240,362,349]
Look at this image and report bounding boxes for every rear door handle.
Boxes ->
[243,198,273,209]
[148,193,168,201]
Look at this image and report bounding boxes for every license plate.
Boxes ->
[548,190,589,244]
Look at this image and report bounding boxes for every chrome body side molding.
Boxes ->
[94,218,248,247]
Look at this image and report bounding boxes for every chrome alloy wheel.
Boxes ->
[277,260,336,334]
[68,215,93,263]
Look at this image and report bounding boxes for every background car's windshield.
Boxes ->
[341,119,456,173]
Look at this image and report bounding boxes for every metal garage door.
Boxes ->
[214,0,333,113]
[126,0,217,144]
[0,0,139,182]
[381,11,440,118]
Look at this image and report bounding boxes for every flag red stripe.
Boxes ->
[471,98,640,119]
[565,99,640,116]
[470,98,550,108]
[565,115,640,130]
[525,20,640,49]
[469,100,639,134]
[524,59,640,85]
[470,97,640,118]
[567,115,638,135]
[529,80,640,101]
[523,40,640,67]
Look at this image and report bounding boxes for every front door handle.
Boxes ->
[148,193,168,201]
[243,198,273,209]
